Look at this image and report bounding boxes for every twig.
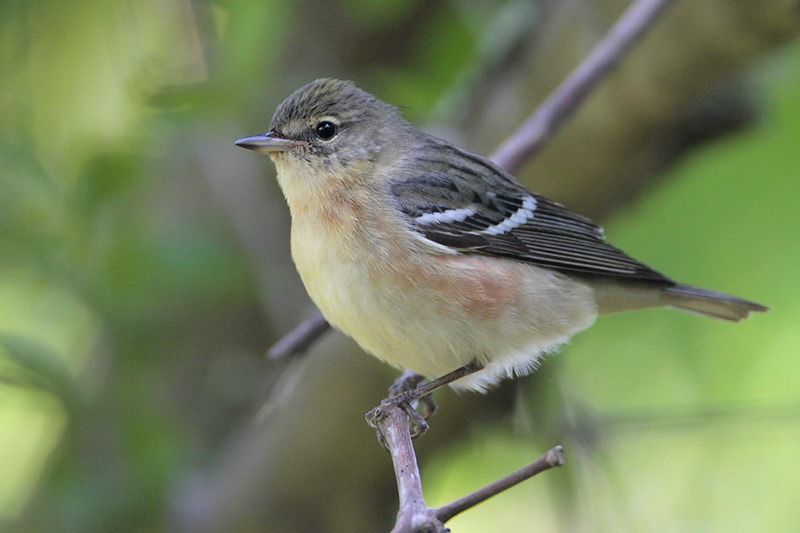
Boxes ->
[267,0,675,362]
[368,405,446,533]
[368,395,565,532]
[434,446,565,523]
[267,311,329,360]
[492,0,674,170]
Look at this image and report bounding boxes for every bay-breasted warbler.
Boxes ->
[236,78,766,392]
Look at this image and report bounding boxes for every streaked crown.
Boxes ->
[270,78,394,137]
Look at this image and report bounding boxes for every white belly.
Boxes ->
[290,212,599,391]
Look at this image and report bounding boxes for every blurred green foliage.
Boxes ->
[0,0,797,531]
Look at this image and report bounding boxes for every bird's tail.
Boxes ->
[662,284,768,322]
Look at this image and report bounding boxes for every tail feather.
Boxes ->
[663,284,768,322]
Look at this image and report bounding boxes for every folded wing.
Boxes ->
[391,138,672,284]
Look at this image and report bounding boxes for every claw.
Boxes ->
[366,362,484,448]
[387,371,437,436]
[399,399,429,438]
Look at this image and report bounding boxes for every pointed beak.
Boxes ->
[234,131,306,154]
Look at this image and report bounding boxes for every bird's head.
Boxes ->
[236,79,410,186]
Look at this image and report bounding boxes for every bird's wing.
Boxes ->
[390,139,672,284]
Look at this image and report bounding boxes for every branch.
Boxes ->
[266,311,329,359]
[434,446,565,523]
[267,0,676,362]
[368,400,565,533]
[491,0,674,170]
[368,405,445,533]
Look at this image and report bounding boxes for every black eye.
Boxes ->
[315,121,338,140]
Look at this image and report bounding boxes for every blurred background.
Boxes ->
[1,0,799,531]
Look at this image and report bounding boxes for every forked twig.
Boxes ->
[369,395,565,532]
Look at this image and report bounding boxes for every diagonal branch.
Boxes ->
[268,0,675,362]
[434,446,565,524]
[267,312,329,360]
[266,311,329,359]
[491,0,674,169]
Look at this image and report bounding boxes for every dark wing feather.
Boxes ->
[391,138,672,284]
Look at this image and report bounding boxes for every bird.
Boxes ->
[235,78,766,392]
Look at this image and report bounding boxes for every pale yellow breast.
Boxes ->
[283,167,394,345]
[273,155,599,383]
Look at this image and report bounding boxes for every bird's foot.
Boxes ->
[365,362,484,448]
[366,371,435,446]
[388,370,438,423]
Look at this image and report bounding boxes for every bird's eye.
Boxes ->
[315,121,338,141]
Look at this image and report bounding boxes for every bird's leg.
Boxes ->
[388,370,436,421]
[366,371,430,445]
[366,361,484,445]
[407,361,483,401]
